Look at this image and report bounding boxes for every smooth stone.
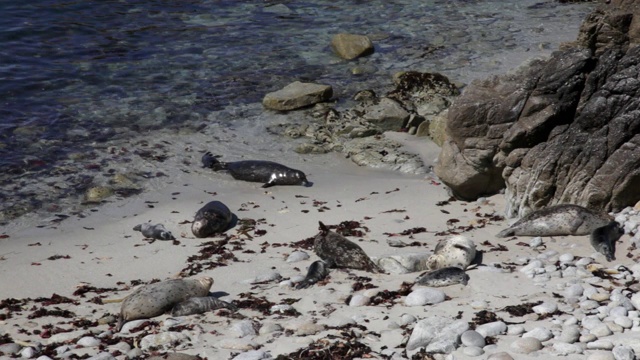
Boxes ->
[460,330,485,348]
[231,320,257,337]
[217,338,259,351]
[587,340,614,350]
[331,33,374,60]
[610,306,629,318]
[586,351,615,360]
[533,302,558,315]
[401,313,417,326]
[559,325,581,343]
[520,260,544,273]
[284,319,325,336]
[581,300,600,310]
[262,82,333,111]
[119,320,149,334]
[559,253,574,262]
[270,304,295,314]
[462,346,484,356]
[581,334,598,343]
[20,348,37,359]
[523,327,553,341]
[406,316,469,352]
[126,348,143,359]
[139,332,189,351]
[77,337,101,347]
[614,316,633,329]
[510,337,542,354]
[404,288,446,306]
[258,322,283,336]
[286,251,309,263]
[582,316,603,330]
[349,294,370,307]
[231,350,272,360]
[529,237,543,248]
[36,356,52,360]
[630,293,640,311]
[475,321,507,337]
[507,325,525,335]
[612,344,635,360]
[0,344,21,355]
[487,352,514,360]
[86,354,115,360]
[591,324,613,337]
[553,342,584,355]
[591,293,611,302]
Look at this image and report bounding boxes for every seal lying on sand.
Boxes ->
[295,260,331,289]
[426,235,477,271]
[415,267,469,287]
[133,223,175,241]
[192,201,233,238]
[201,152,310,188]
[171,296,237,316]
[313,221,384,273]
[497,204,612,238]
[117,277,213,331]
[591,221,624,262]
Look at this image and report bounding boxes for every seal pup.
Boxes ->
[201,152,310,188]
[170,296,237,317]
[313,221,384,273]
[133,223,175,241]
[415,267,469,287]
[295,259,331,289]
[117,276,213,331]
[426,235,477,271]
[192,200,234,238]
[497,204,612,238]
[590,221,624,262]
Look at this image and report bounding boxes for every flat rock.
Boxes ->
[510,337,543,354]
[404,288,446,306]
[331,33,374,60]
[262,81,332,111]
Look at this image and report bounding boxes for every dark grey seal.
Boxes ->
[415,267,469,287]
[133,223,176,241]
[295,260,331,289]
[497,204,612,238]
[313,221,384,273]
[590,221,624,262]
[192,201,233,238]
[170,296,237,316]
[201,152,310,188]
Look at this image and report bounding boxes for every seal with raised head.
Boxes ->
[133,223,175,241]
[295,259,331,289]
[313,221,384,273]
[497,204,612,238]
[117,276,213,331]
[192,200,233,238]
[415,267,469,287]
[426,235,477,271]
[202,152,310,188]
[590,221,624,262]
[170,296,237,317]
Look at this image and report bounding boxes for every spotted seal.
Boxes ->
[133,223,175,241]
[202,152,310,188]
[192,200,233,238]
[170,296,237,316]
[117,276,213,331]
[313,221,384,273]
[497,204,612,238]
[426,235,477,271]
[590,221,624,262]
[295,259,331,289]
[415,267,469,287]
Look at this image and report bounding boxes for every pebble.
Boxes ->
[284,319,325,336]
[139,332,189,351]
[475,321,506,337]
[0,344,21,355]
[587,339,614,350]
[86,353,116,360]
[259,323,283,335]
[591,324,613,337]
[522,327,553,341]
[54,346,70,356]
[529,237,543,248]
[36,357,52,360]
[533,302,557,315]
[581,334,598,343]
[506,325,525,335]
[614,317,633,329]
[217,338,259,351]
[270,304,295,314]
[630,293,640,311]
[559,253,574,263]
[404,288,446,306]
[401,313,417,326]
[460,330,485,348]
[349,294,370,307]
[119,320,149,334]
[231,350,272,360]
[510,337,542,354]
[20,347,37,359]
[77,337,101,347]
[520,260,544,273]
[126,348,143,359]
[587,351,615,360]
[231,320,257,337]
[553,342,584,355]
[610,306,629,318]
[559,325,581,343]
[612,344,635,360]
[286,251,309,263]
[462,346,484,356]
[487,352,514,360]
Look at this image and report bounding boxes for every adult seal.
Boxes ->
[201,152,310,188]
[590,221,624,262]
[415,267,469,287]
[426,235,477,271]
[117,276,213,331]
[496,204,613,238]
[192,201,233,238]
[313,221,384,273]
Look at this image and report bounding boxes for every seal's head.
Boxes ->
[191,219,209,238]
[198,276,214,290]
[293,170,310,186]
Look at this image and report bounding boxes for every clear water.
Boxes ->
[0,0,594,227]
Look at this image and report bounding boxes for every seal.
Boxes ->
[590,221,624,262]
[295,259,331,289]
[313,221,384,273]
[201,152,310,188]
[170,296,237,317]
[415,267,469,287]
[426,235,477,271]
[117,276,213,331]
[497,204,612,238]
[191,200,233,238]
[133,223,175,241]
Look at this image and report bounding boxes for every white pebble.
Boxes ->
[587,339,614,350]
[475,321,506,337]
[349,294,370,307]
[404,288,446,306]
[523,327,553,341]
[460,330,485,347]
[612,344,635,360]
[231,320,257,337]
[401,313,417,326]
[553,342,584,355]
[614,316,633,329]
[590,324,613,337]
[463,346,484,356]
[533,302,557,315]
[529,237,543,248]
[510,337,542,354]
[77,337,101,347]
[507,325,525,335]
[286,251,309,263]
[559,253,574,263]
[21,347,37,358]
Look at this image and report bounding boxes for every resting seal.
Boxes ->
[295,260,331,289]
[415,267,469,287]
[590,221,624,262]
[313,221,383,273]
[133,223,175,241]
[171,296,237,316]
[497,204,613,238]
[192,201,233,238]
[202,152,310,188]
[117,277,213,331]
[426,235,477,271]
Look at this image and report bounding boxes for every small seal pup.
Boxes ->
[117,276,213,331]
[201,152,310,188]
[171,296,237,317]
[415,267,469,287]
[295,259,331,289]
[192,201,233,238]
[133,223,176,241]
[426,235,477,271]
[313,221,384,273]
[590,221,624,262]
[497,204,612,238]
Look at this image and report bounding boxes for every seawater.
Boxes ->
[0,0,594,228]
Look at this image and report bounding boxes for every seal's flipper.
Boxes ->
[116,315,125,332]
[261,181,275,188]
[318,221,329,234]
[496,228,514,238]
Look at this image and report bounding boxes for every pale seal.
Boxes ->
[415,267,469,287]
[497,204,612,238]
[117,276,213,331]
[295,260,331,289]
[191,200,233,238]
[201,152,310,188]
[590,221,624,262]
[426,235,477,271]
[313,221,384,273]
[170,296,237,317]
[133,223,175,241]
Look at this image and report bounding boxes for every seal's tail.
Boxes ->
[496,228,514,238]
[201,151,227,171]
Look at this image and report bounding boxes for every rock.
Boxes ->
[553,342,584,355]
[532,302,558,315]
[559,325,581,343]
[405,316,468,352]
[342,136,427,174]
[349,294,370,307]
[460,330,485,348]
[262,81,332,111]
[487,352,514,360]
[463,346,484,357]
[76,337,101,347]
[612,344,635,360]
[587,340,614,350]
[127,348,143,359]
[331,33,374,60]
[259,323,283,335]
[217,338,259,351]
[284,318,325,336]
[231,350,273,360]
[522,327,553,341]
[86,353,115,360]
[0,343,21,355]
[362,98,410,132]
[510,337,543,354]
[139,332,189,351]
[475,321,507,337]
[286,251,309,263]
[587,351,615,360]
[85,186,114,203]
[231,320,257,338]
[404,288,446,306]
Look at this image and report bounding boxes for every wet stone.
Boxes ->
[262,82,333,111]
[331,33,374,60]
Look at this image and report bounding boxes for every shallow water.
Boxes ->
[0,0,594,229]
